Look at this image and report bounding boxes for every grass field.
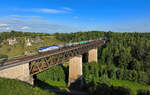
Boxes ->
[45,80,67,88]
[110,79,150,95]
[0,78,59,95]
[0,35,63,58]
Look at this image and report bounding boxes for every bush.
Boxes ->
[83,62,99,84]
[128,59,141,71]
[0,54,8,59]
[123,70,138,81]
[106,64,116,79]
[93,83,112,95]
[130,70,138,81]
[101,66,108,76]
[93,82,133,95]
[138,71,149,85]
[37,66,66,82]
[7,48,11,52]
[116,68,124,80]
[84,62,150,85]
[137,89,150,95]
[112,86,133,95]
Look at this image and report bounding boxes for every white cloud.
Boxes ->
[29,16,41,18]
[89,18,96,21]
[0,24,8,26]
[0,17,80,33]
[61,7,72,11]
[38,8,64,13]
[13,7,72,14]
[73,16,79,20]
[21,26,30,30]
[0,15,150,33]
[0,26,11,31]
[10,15,41,18]
[5,27,11,30]
[10,15,22,18]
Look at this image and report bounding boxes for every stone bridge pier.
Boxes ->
[88,48,98,63]
[68,55,83,87]
[68,48,98,86]
[0,63,33,85]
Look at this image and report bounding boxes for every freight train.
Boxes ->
[38,39,103,53]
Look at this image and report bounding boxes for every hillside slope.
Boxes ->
[0,78,63,95]
[0,32,63,58]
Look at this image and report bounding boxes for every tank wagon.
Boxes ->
[79,41,87,44]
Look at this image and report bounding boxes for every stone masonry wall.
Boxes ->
[88,48,98,63]
[0,63,33,84]
[68,55,82,86]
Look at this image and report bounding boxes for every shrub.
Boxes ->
[0,54,8,59]
[123,70,130,80]
[125,70,138,81]
[116,68,124,80]
[112,86,133,95]
[7,48,11,52]
[83,62,99,84]
[106,64,116,79]
[137,89,150,95]
[128,59,141,71]
[37,66,66,82]
[93,82,112,95]
[138,71,149,85]
[92,82,133,95]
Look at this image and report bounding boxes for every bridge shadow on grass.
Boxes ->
[67,76,89,95]
[69,76,83,89]
[34,76,88,95]
[35,79,58,89]
[34,79,71,95]
[61,65,69,83]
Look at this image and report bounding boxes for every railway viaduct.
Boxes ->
[0,39,105,86]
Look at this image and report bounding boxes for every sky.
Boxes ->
[0,0,150,33]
